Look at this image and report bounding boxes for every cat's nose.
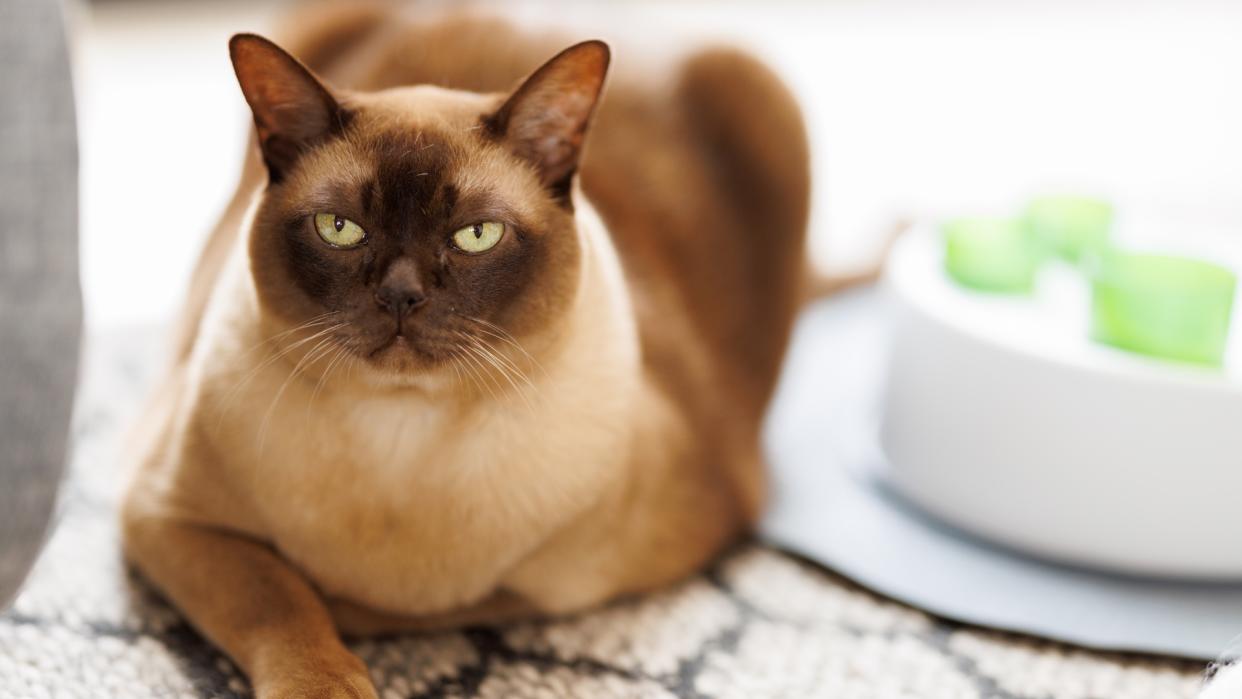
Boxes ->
[375,258,427,319]
[375,286,426,318]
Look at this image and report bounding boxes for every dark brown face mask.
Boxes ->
[228,34,609,373]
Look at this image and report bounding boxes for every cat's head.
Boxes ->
[228,34,609,382]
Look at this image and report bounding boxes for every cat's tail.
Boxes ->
[677,48,811,320]
[677,46,810,370]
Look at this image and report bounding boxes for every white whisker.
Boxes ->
[307,342,351,416]
[459,314,548,381]
[455,337,500,403]
[464,334,537,414]
[256,334,339,453]
[215,320,347,430]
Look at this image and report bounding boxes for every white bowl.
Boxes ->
[879,229,1242,579]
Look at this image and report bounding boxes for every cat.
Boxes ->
[121,4,815,697]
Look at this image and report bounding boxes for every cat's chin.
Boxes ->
[357,335,455,386]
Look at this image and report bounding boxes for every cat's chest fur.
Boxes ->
[224,368,632,612]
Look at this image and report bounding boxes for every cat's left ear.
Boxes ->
[229,33,347,182]
[486,40,610,202]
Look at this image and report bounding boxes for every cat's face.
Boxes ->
[229,35,608,378]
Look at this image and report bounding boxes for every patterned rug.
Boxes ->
[0,328,1215,698]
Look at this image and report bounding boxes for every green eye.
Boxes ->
[314,213,366,248]
[452,222,505,254]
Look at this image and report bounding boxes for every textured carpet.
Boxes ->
[0,329,1212,698]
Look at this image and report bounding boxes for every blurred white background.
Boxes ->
[70,0,1242,330]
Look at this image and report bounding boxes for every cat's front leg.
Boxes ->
[122,511,376,699]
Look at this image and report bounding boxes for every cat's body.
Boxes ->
[122,5,808,696]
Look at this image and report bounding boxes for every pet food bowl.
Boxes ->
[878,229,1242,579]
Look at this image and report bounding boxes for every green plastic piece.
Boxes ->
[943,217,1040,294]
[1025,196,1113,263]
[1090,251,1236,366]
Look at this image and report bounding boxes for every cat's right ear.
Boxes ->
[228,34,347,182]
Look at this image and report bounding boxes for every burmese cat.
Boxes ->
[122,4,811,697]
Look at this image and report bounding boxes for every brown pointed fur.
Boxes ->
[122,4,812,697]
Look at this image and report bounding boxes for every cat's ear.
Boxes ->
[486,40,610,201]
[229,33,347,181]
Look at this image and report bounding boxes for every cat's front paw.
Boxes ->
[257,673,377,699]
[252,651,377,699]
